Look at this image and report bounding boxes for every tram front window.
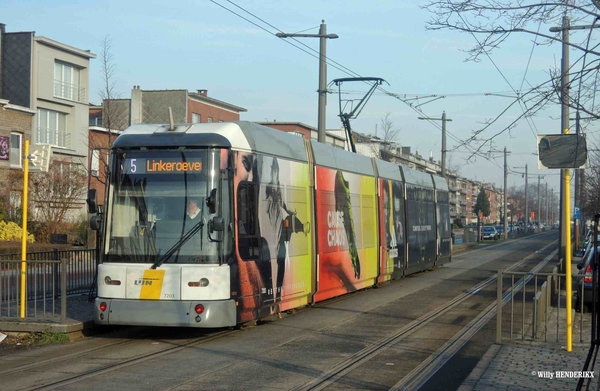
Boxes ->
[105,149,231,264]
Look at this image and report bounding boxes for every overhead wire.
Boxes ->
[455,12,540,141]
[211,0,526,169]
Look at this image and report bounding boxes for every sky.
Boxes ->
[4,0,598,196]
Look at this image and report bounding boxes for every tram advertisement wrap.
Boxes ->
[233,151,312,322]
[315,167,377,302]
[378,179,405,282]
[405,185,436,268]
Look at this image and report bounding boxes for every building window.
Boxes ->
[192,113,201,123]
[54,61,82,102]
[10,133,22,168]
[38,108,70,148]
[89,117,103,126]
[91,149,100,177]
[207,117,212,123]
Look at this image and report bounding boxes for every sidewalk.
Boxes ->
[0,294,94,333]
[459,255,596,390]
[458,342,595,390]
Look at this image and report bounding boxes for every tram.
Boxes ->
[89,121,451,327]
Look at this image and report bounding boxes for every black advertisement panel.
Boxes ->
[406,185,436,268]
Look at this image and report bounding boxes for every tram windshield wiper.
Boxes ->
[150,220,204,269]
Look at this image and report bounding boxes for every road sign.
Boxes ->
[574,206,581,219]
[28,145,51,173]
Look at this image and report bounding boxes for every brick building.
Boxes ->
[104,86,247,130]
[0,99,34,218]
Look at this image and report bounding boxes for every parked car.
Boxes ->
[495,225,505,235]
[576,245,600,312]
[482,226,499,240]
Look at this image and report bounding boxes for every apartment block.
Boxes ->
[0,23,95,218]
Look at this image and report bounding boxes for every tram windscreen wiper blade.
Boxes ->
[150,220,204,269]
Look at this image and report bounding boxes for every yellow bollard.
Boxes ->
[20,140,29,319]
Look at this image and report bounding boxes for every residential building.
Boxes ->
[104,86,247,130]
[0,23,95,217]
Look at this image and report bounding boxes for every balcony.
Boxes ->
[54,80,86,103]
[460,201,468,206]
[36,127,71,148]
[460,188,468,195]
[450,186,459,192]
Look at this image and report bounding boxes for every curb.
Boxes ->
[457,343,502,391]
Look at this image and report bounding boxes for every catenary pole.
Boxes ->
[276,21,338,143]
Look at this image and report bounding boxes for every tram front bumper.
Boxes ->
[94,298,237,328]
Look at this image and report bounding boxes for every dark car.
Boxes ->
[495,225,505,235]
[576,245,600,312]
[482,226,499,240]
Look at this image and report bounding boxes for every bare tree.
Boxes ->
[91,35,121,187]
[29,159,88,242]
[374,113,401,162]
[422,1,600,157]
[584,138,600,214]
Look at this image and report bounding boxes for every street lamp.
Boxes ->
[276,20,338,143]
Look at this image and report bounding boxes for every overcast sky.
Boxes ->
[5,0,599,196]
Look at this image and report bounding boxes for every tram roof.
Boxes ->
[374,159,403,182]
[311,140,375,176]
[431,174,449,192]
[112,121,308,163]
[400,165,435,189]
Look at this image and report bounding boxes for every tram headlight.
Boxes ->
[194,304,205,314]
[104,276,121,286]
[188,278,210,287]
[99,302,107,312]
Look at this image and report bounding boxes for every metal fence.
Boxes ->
[495,264,588,344]
[0,249,96,323]
[0,259,68,323]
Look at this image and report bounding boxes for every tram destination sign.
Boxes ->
[123,158,203,174]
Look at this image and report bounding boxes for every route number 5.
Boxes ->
[130,159,137,173]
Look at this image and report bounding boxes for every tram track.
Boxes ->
[390,248,557,391]
[289,240,557,391]
[4,236,555,391]
[22,329,237,391]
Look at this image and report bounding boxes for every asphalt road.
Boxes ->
[0,231,558,391]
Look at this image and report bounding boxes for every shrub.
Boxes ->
[0,220,35,243]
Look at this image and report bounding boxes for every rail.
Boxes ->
[496,261,587,344]
[0,249,96,323]
[0,259,67,324]
[0,249,96,297]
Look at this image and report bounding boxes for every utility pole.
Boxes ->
[550,16,569,266]
[276,21,338,143]
[504,147,508,240]
[418,111,452,179]
[525,164,528,232]
[545,182,549,225]
[537,175,543,232]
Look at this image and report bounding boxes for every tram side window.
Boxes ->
[237,183,260,259]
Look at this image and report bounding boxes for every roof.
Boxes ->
[35,36,96,59]
[188,92,247,113]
